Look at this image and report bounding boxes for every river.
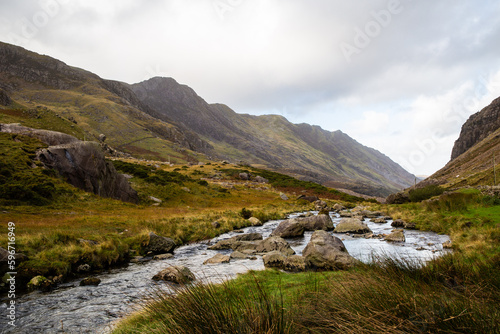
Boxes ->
[0,212,451,334]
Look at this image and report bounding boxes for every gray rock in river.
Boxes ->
[256,236,295,256]
[153,265,195,284]
[283,255,307,272]
[271,219,305,238]
[80,277,101,286]
[262,251,287,268]
[203,253,230,265]
[144,232,176,255]
[298,214,334,231]
[334,218,372,234]
[384,229,405,242]
[303,230,357,270]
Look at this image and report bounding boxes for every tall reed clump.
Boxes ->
[293,254,500,333]
[115,277,290,334]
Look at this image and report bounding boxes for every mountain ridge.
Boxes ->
[0,41,414,196]
[131,77,415,196]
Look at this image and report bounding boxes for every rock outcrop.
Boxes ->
[0,124,139,203]
[451,97,500,160]
[0,88,11,106]
[37,141,139,203]
[0,123,79,146]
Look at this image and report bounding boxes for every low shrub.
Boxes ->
[408,185,444,202]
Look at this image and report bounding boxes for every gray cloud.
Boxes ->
[0,0,499,175]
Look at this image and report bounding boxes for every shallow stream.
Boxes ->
[1,212,451,333]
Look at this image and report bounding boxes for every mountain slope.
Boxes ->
[0,41,414,197]
[427,97,500,188]
[131,77,415,196]
[0,42,211,163]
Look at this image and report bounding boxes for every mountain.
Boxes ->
[426,97,500,188]
[0,41,414,196]
[131,77,414,196]
[0,42,212,163]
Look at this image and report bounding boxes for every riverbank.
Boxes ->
[1,160,338,294]
[112,189,500,333]
[3,210,453,332]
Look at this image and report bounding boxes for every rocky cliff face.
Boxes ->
[0,42,93,90]
[451,97,500,160]
[0,88,11,106]
[38,141,139,203]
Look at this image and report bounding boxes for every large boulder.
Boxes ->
[38,141,138,203]
[298,214,334,231]
[256,236,295,256]
[271,219,305,238]
[334,218,372,234]
[152,266,195,284]
[303,230,356,270]
[143,232,176,255]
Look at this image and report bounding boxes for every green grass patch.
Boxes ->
[0,132,76,206]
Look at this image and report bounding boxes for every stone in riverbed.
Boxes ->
[262,251,287,268]
[80,277,101,286]
[153,266,195,284]
[256,236,295,256]
[153,253,174,260]
[248,217,262,226]
[143,232,176,255]
[208,233,263,250]
[303,230,356,270]
[384,229,405,242]
[299,214,334,231]
[203,253,230,265]
[271,219,305,238]
[334,218,372,234]
[284,255,307,272]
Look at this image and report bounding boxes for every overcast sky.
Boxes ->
[1,0,500,175]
